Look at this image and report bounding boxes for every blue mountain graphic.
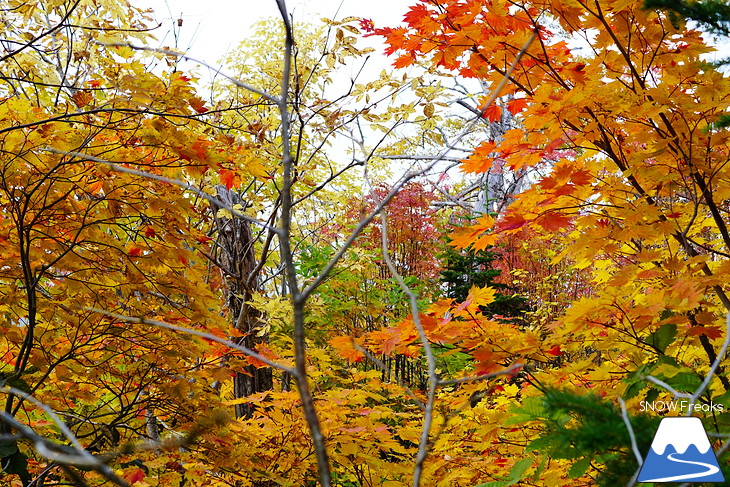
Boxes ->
[638,417,725,483]
[640,444,725,482]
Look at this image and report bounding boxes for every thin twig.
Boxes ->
[0,388,128,486]
[80,307,293,373]
[273,1,332,485]
[98,43,278,104]
[643,376,692,399]
[438,364,523,386]
[378,211,436,487]
[352,342,426,411]
[44,148,278,234]
[618,397,642,487]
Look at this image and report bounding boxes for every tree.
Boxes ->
[1,2,496,486]
[0,1,249,484]
[18,0,730,484]
[374,0,730,483]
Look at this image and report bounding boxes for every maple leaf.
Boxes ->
[123,468,146,485]
[71,90,93,108]
[359,18,375,33]
[461,141,497,174]
[86,180,104,195]
[498,213,529,231]
[329,335,365,362]
[393,53,415,68]
[403,3,433,29]
[536,213,572,231]
[449,215,497,250]
[189,96,208,114]
[219,169,236,189]
[507,97,529,114]
[686,326,723,339]
[482,104,502,122]
[454,286,497,315]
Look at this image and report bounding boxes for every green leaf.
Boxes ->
[623,362,657,399]
[569,457,592,479]
[645,323,677,353]
[644,388,659,404]
[662,371,704,392]
[1,450,28,479]
[505,396,546,425]
[0,440,18,458]
[474,458,532,487]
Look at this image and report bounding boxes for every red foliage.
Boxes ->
[363,182,443,281]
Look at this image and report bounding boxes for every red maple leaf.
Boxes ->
[359,18,375,33]
[537,213,572,231]
[123,468,146,485]
[482,104,502,122]
[219,169,236,189]
[498,213,529,231]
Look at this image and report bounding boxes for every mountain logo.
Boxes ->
[638,416,725,483]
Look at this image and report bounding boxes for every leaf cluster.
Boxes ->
[513,389,659,485]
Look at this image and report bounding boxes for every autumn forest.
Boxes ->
[0,0,729,485]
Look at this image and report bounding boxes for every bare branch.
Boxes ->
[437,364,523,386]
[80,307,294,373]
[352,341,426,411]
[44,148,279,234]
[378,154,465,162]
[273,1,332,485]
[618,397,642,487]
[643,376,692,399]
[377,211,436,487]
[0,387,128,486]
[97,43,279,104]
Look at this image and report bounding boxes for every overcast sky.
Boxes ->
[134,0,413,66]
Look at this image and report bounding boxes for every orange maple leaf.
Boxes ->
[219,169,236,189]
[507,97,529,114]
[482,104,502,122]
[393,53,415,68]
[686,326,723,339]
[329,335,365,362]
[449,215,497,250]
[461,141,497,174]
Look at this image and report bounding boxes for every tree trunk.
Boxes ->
[213,187,273,419]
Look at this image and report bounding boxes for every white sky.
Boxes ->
[134,0,413,66]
